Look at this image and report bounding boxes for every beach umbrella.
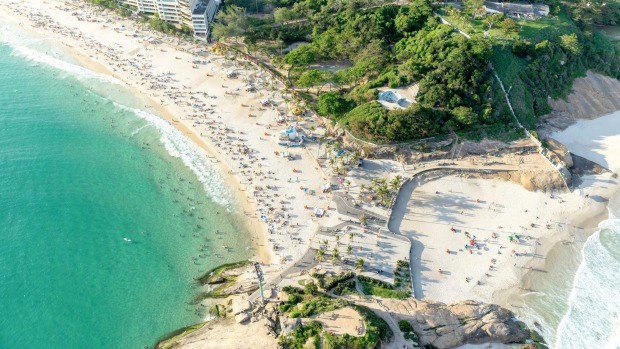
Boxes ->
[469,239,475,246]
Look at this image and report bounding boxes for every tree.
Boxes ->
[317,92,349,117]
[347,244,353,254]
[451,106,478,127]
[463,0,484,18]
[304,281,318,295]
[498,18,519,35]
[512,39,532,57]
[284,45,316,65]
[211,6,248,41]
[394,0,433,35]
[483,13,504,31]
[560,33,582,55]
[390,175,402,192]
[330,247,339,266]
[296,69,331,93]
[316,249,325,263]
[355,258,365,272]
[274,7,298,23]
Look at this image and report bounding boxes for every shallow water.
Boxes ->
[0,26,252,349]
[515,191,620,349]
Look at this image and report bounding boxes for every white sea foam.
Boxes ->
[554,212,620,349]
[128,107,232,208]
[9,44,121,85]
[1,24,120,85]
[2,25,232,208]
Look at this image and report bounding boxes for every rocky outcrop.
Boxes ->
[383,299,531,349]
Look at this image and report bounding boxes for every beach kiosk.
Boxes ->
[314,208,325,217]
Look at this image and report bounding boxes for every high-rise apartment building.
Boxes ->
[118,0,219,39]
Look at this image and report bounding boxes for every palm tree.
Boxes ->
[355,258,365,273]
[330,247,339,266]
[349,232,354,242]
[335,234,340,246]
[360,214,368,226]
[316,249,325,263]
[391,175,402,193]
[347,244,353,255]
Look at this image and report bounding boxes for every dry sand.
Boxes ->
[390,171,617,305]
[0,0,334,273]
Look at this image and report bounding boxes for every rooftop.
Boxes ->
[484,1,550,16]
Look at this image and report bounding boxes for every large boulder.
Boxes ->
[383,299,530,348]
[232,295,252,315]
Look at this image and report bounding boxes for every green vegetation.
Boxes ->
[358,275,410,299]
[278,305,392,349]
[311,271,354,290]
[393,260,412,290]
[192,260,251,300]
[85,0,132,17]
[289,296,349,318]
[224,0,620,144]
[281,0,501,143]
[196,260,251,284]
[398,320,420,344]
[353,305,393,343]
[278,320,323,349]
[279,285,349,316]
[357,260,412,299]
[331,279,357,296]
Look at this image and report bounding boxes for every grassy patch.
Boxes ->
[196,260,251,285]
[358,275,410,299]
[289,295,349,318]
[491,44,536,128]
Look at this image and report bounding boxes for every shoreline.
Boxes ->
[49,18,273,265]
[4,1,620,348]
[0,0,334,268]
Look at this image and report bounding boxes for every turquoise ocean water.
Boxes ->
[0,26,252,348]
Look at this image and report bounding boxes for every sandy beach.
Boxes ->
[0,0,336,273]
[4,1,620,347]
[389,171,616,305]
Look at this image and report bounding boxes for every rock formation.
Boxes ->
[383,299,532,348]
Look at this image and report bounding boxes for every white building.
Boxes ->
[191,0,219,38]
[121,0,158,14]
[118,0,219,37]
[484,1,550,19]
